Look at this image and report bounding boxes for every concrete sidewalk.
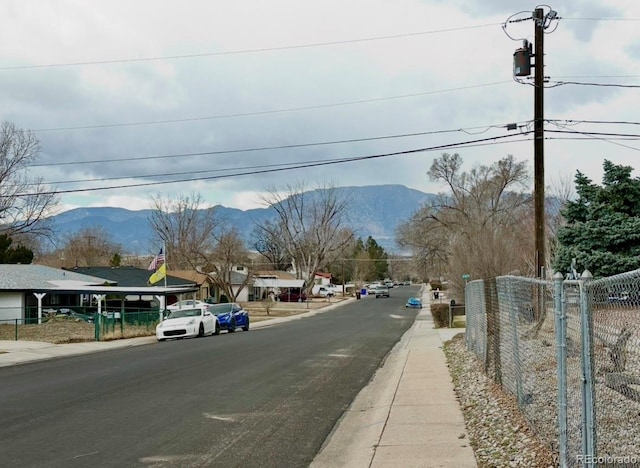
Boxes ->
[310,292,477,468]
[0,291,477,467]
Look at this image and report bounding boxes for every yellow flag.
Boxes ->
[148,263,167,285]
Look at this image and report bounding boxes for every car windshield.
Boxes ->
[210,304,233,315]
[166,308,201,319]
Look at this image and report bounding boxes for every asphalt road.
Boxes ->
[0,287,420,468]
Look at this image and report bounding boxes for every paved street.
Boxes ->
[0,289,419,468]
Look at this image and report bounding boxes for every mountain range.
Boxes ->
[47,185,436,254]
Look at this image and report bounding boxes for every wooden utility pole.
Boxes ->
[534,7,545,278]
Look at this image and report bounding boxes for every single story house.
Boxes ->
[0,265,198,324]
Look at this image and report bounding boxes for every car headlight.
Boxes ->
[186,319,195,325]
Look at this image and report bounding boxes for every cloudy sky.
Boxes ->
[1,0,639,212]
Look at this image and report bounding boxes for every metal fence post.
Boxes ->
[579,270,596,463]
[505,277,524,404]
[553,272,568,467]
[94,312,100,341]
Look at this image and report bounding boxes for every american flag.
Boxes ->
[148,248,165,271]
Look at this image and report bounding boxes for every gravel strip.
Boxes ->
[444,334,559,467]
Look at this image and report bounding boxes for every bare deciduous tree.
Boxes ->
[202,228,253,302]
[256,183,354,291]
[149,193,251,301]
[148,193,218,269]
[252,220,291,271]
[0,121,58,241]
[60,226,122,268]
[397,153,532,297]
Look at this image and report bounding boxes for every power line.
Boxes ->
[546,119,640,126]
[31,82,511,132]
[547,80,640,88]
[561,17,640,22]
[9,132,533,197]
[29,121,527,167]
[0,23,500,71]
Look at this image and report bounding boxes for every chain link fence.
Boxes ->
[466,270,640,467]
[0,307,161,342]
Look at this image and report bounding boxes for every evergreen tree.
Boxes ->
[554,160,640,277]
[0,234,34,264]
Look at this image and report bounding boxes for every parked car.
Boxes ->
[405,297,423,308]
[372,285,390,298]
[209,303,249,332]
[313,286,335,298]
[156,307,219,341]
[278,288,308,302]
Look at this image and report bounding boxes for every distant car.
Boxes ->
[372,285,390,298]
[209,303,249,333]
[278,288,308,302]
[313,286,335,298]
[156,307,219,341]
[167,300,210,312]
[384,281,394,289]
[405,297,423,308]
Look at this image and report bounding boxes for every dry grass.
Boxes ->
[0,317,96,344]
[1,297,350,343]
[243,297,345,322]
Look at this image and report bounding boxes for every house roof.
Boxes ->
[0,264,114,291]
[315,271,332,279]
[206,270,249,285]
[164,269,210,285]
[254,270,298,280]
[0,265,198,296]
[67,266,196,288]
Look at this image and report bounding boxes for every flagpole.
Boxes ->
[163,241,168,289]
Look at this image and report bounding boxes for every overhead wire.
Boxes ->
[31,82,512,132]
[0,23,500,71]
[8,132,534,197]
[29,121,529,167]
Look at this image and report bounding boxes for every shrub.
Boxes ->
[429,279,443,291]
[430,303,450,328]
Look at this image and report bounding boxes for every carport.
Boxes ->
[251,278,305,301]
[28,284,200,341]
[31,284,200,324]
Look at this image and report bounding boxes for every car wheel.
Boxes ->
[213,322,220,335]
[198,323,205,337]
[228,319,236,333]
[242,318,250,332]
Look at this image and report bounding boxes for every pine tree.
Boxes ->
[554,160,640,277]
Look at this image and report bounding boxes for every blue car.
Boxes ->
[405,297,423,309]
[209,303,249,333]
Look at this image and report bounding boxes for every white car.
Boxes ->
[156,307,220,341]
[313,286,335,298]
